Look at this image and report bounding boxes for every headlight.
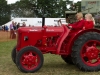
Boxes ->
[24,36,28,41]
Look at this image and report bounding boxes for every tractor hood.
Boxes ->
[18,26,42,32]
[16,25,70,51]
[18,26,64,33]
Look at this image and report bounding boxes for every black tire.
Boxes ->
[11,46,16,64]
[16,46,44,73]
[61,55,73,64]
[71,32,100,71]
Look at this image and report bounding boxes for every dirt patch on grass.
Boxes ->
[0,31,16,42]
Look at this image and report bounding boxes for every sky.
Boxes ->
[7,0,81,4]
[7,0,20,4]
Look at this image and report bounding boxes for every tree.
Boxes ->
[74,1,81,12]
[69,1,81,12]
[35,0,73,18]
[57,0,73,18]
[10,0,74,18]
[36,0,58,17]
[10,0,36,18]
[0,0,11,25]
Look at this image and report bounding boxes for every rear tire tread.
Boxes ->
[71,32,100,72]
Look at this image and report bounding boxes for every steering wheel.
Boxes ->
[57,19,62,26]
[66,24,72,29]
[58,19,71,29]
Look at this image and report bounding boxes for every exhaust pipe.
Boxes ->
[42,17,45,27]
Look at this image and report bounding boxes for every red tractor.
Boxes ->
[12,12,100,73]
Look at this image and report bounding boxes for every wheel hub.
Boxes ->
[86,46,99,60]
[81,40,100,66]
[22,52,37,69]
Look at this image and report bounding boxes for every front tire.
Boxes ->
[16,46,44,73]
[72,32,100,71]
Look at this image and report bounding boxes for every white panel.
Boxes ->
[3,18,66,28]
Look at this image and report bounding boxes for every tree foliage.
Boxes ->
[10,0,36,17]
[74,1,81,12]
[10,0,75,18]
[0,0,11,25]
[68,1,81,12]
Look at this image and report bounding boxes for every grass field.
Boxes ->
[0,31,100,75]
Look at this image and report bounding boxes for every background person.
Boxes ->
[4,25,6,31]
[10,21,14,39]
[17,22,20,29]
[22,22,26,27]
[13,22,17,39]
[29,24,31,27]
[13,22,17,30]
[2,26,4,31]
[5,25,9,32]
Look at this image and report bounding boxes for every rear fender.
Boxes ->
[67,29,100,55]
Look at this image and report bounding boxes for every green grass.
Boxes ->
[0,40,100,75]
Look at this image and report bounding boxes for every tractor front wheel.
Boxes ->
[16,46,44,73]
[72,32,100,71]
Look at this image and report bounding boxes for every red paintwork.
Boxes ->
[65,29,100,56]
[16,23,100,72]
[20,50,40,70]
[81,40,100,66]
[16,25,100,56]
[84,21,94,29]
[17,25,70,55]
[68,19,85,30]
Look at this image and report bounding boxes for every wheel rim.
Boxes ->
[20,50,40,70]
[81,40,100,66]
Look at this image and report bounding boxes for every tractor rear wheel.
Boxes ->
[61,55,73,64]
[16,46,44,73]
[71,32,100,71]
[11,46,16,64]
